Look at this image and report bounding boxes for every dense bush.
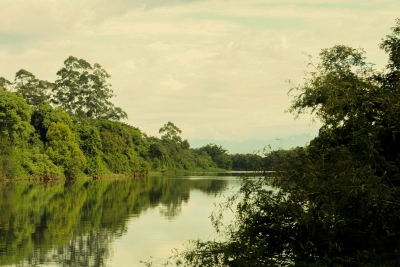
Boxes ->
[46,122,87,178]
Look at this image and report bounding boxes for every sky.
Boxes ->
[1,0,399,153]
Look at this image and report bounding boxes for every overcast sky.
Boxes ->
[1,0,399,153]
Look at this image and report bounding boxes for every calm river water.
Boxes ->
[0,173,243,267]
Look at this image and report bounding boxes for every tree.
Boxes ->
[199,144,232,170]
[149,140,168,167]
[0,91,67,179]
[156,122,200,170]
[75,120,106,176]
[30,102,73,142]
[14,69,52,107]
[95,120,149,174]
[52,56,127,120]
[158,122,182,169]
[191,149,216,169]
[159,121,182,143]
[0,77,11,91]
[0,90,33,142]
[174,19,400,267]
[46,122,86,178]
[230,153,264,170]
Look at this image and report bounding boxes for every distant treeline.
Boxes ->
[230,149,295,171]
[0,57,284,180]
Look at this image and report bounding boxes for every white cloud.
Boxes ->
[280,34,289,49]
[161,75,185,90]
[150,41,170,51]
[165,48,217,67]
[125,59,138,71]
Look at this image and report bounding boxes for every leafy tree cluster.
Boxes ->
[230,153,262,170]
[173,18,400,267]
[52,56,127,120]
[148,122,227,171]
[193,143,233,170]
[229,150,298,171]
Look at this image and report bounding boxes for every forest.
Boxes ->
[0,56,283,180]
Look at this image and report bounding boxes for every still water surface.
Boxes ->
[0,174,242,267]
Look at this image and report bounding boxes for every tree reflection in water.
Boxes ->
[21,229,116,267]
[0,176,226,267]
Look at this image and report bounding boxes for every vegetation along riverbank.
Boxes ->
[0,56,285,180]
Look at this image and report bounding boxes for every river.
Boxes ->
[0,173,243,267]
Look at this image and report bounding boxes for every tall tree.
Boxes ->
[0,77,11,91]
[199,143,232,170]
[52,56,127,120]
[159,121,182,143]
[14,69,52,107]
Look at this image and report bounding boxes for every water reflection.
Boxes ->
[20,229,116,267]
[0,175,231,267]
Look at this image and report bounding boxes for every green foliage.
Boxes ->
[0,139,18,179]
[157,122,190,169]
[148,138,169,169]
[0,90,33,142]
[147,122,229,171]
[95,120,149,174]
[191,150,216,169]
[198,144,232,170]
[0,77,11,91]
[19,147,64,178]
[379,18,400,71]
[75,119,108,176]
[159,121,182,143]
[230,153,263,170]
[14,69,52,107]
[175,18,400,267]
[229,150,298,171]
[31,102,73,142]
[52,56,128,120]
[46,122,86,178]
[0,95,65,179]
[263,149,297,170]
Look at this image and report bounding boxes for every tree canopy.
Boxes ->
[0,77,11,91]
[0,90,33,142]
[45,122,87,178]
[52,56,127,120]
[196,143,232,170]
[14,69,52,107]
[159,121,183,143]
